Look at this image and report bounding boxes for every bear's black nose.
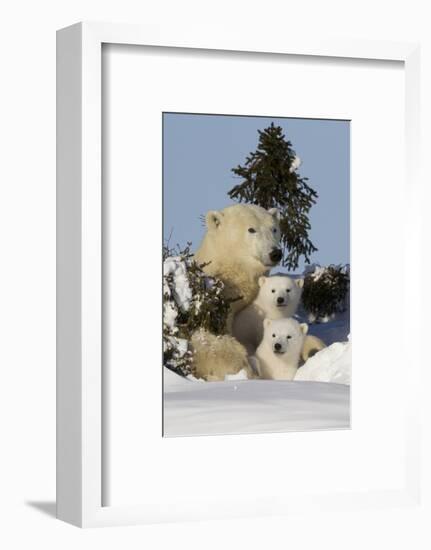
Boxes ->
[269,248,282,263]
[274,342,282,351]
[277,296,284,304]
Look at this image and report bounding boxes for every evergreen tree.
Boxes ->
[228,123,318,270]
[301,264,350,323]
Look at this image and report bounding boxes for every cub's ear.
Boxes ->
[300,323,309,335]
[258,276,267,287]
[263,318,272,329]
[295,278,304,289]
[268,207,281,221]
[205,210,223,230]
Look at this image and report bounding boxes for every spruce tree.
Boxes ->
[228,123,318,271]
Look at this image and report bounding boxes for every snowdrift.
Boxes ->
[164,373,350,437]
[295,339,351,385]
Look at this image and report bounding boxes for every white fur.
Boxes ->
[196,204,281,271]
[232,274,303,355]
[256,318,308,380]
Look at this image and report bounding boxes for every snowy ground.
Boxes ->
[164,372,350,437]
[163,304,351,438]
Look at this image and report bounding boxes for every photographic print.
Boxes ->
[163,113,350,437]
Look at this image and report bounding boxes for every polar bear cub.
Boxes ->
[232,274,303,355]
[256,318,308,380]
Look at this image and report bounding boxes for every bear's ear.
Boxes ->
[295,278,304,289]
[299,323,309,335]
[268,207,281,221]
[263,318,272,329]
[258,276,267,288]
[205,210,223,230]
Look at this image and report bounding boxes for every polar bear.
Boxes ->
[232,274,303,355]
[194,204,282,319]
[256,318,308,380]
[191,204,282,381]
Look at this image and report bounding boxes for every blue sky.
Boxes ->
[163,113,350,274]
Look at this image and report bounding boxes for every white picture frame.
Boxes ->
[56,21,422,527]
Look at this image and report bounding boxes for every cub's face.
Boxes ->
[263,318,308,355]
[205,204,282,267]
[258,275,303,310]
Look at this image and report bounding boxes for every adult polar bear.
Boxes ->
[195,204,283,319]
[191,204,282,381]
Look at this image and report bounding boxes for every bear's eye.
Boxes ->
[272,334,276,338]
[271,289,275,293]
[287,335,292,339]
[248,227,256,234]
[272,228,277,234]
[286,288,291,293]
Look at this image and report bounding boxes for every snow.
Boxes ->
[163,301,178,332]
[225,368,249,381]
[164,336,189,359]
[163,256,192,312]
[289,155,302,173]
[303,263,327,281]
[164,370,350,437]
[295,338,351,385]
[164,366,202,387]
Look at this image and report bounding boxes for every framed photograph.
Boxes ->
[162,111,351,438]
[57,22,422,527]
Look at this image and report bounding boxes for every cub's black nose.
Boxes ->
[274,342,282,351]
[269,248,282,263]
[277,296,284,304]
